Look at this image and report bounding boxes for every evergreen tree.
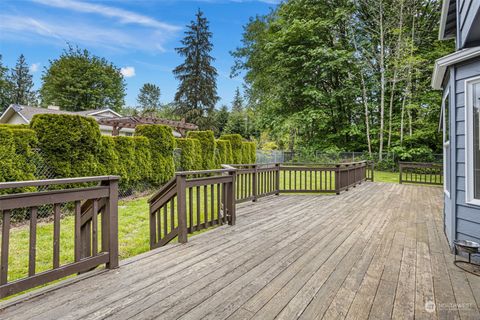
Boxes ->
[173,9,219,128]
[137,83,161,116]
[213,105,230,136]
[10,54,36,106]
[232,87,243,113]
[41,46,125,112]
[0,55,12,112]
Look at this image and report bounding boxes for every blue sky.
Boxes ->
[0,0,279,109]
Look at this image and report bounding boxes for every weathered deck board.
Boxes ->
[1,182,479,320]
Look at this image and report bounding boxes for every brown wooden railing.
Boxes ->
[148,169,236,249]
[0,176,119,299]
[148,161,368,248]
[399,162,443,185]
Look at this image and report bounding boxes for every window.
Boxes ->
[465,76,480,204]
[442,88,450,197]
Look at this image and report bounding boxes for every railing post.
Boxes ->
[399,163,403,184]
[345,164,350,191]
[335,165,340,195]
[176,174,188,244]
[252,164,258,202]
[106,177,119,269]
[227,170,236,225]
[275,163,280,195]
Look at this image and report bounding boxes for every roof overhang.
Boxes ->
[87,108,122,117]
[0,105,30,124]
[439,0,456,40]
[432,46,480,90]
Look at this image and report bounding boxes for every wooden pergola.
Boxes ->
[96,116,198,137]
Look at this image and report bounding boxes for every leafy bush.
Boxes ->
[11,128,37,181]
[0,124,30,130]
[176,138,202,171]
[31,114,103,178]
[134,136,153,183]
[220,134,243,164]
[136,125,175,185]
[215,140,233,167]
[243,141,256,164]
[98,136,121,176]
[187,131,215,170]
[0,128,17,183]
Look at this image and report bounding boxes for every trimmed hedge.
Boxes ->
[112,136,152,188]
[215,140,233,167]
[242,141,256,164]
[176,138,202,171]
[219,134,243,164]
[98,136,121,176]
[136,125,175,185]
[11,128,37,181]
[31,114,103,178]
[0,128,17,183]
[187,131,215,170]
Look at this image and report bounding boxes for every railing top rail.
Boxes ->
[175,168,236,176]
[399,162,442,167]
[0,176,120,190]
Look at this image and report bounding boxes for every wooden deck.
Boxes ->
[1,182,479,319]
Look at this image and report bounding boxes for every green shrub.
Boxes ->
[0,127,17,183]
[98,136,121,176]
[243,142,257,163]
[215,140,233,167]
[11,129,37,181]
[220,134,243,164]
[176,138,202,171]
[0,124,30,130]
[134,136,152,183]
[136,125,175,185]
[113,136,137,188]
[31,114,102,178]
[187,131,215,170]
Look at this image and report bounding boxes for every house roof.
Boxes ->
[439,0,456,40]
[431,46,480,89]
[0,105,121,123]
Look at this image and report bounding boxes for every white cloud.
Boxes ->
[0,15,172,52]
[120,66,135,78]
[30,63,40,73]
[33,0,180,32]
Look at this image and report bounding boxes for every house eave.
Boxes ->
[439,0,457,40]
[0,105,30,124]
[432,46,480,90]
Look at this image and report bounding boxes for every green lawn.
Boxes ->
[4,168,403,296]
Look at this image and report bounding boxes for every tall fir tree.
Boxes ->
[173,9,219,129]
[0,55,12,113]
[137,83,161,116]
[10,54,36,106]
[232,87,243,113]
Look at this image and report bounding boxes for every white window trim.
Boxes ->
[464,75,480,205]
[443,86,451,198]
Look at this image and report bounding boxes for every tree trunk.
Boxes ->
[378,0,386,161]
[387,0,404,150]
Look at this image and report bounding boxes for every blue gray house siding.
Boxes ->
[451,57,480,245]
[458,0,480,48]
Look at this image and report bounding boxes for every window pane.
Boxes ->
[474,82,480,199]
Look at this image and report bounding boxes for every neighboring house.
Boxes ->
[0,104,135,136]
[432,0,480,248]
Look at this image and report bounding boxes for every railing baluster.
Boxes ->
[217,184,221,225]
[92,200,98,256]
[1,210,10,285]
[203,185,208,227]
[163,205,167,237]
[53,204,61,269]
[74,201,81,262]
[211,184,215,223]
[196,186,201,229]
[189,188,193,232]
